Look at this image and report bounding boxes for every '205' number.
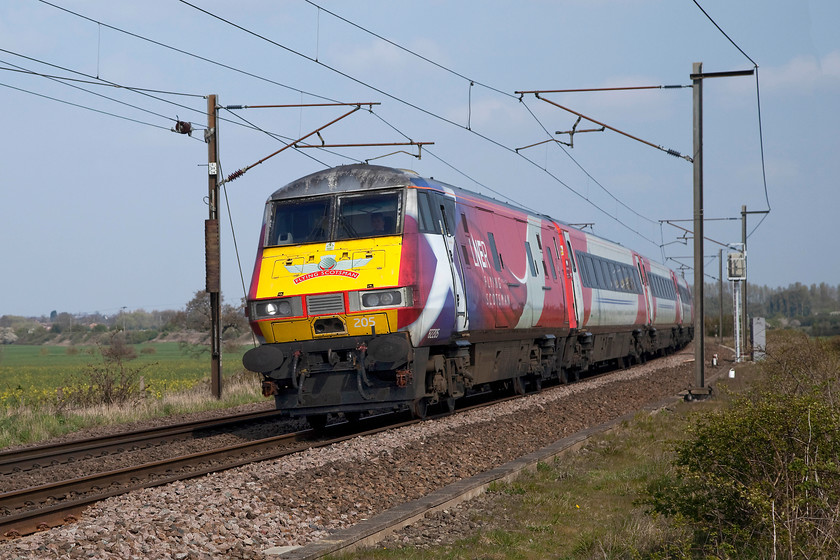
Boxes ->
[353,316,377,328]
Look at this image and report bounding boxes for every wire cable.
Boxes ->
[38,0,660,252]
[0,64,204,97]
[179,0,662,250]
[692,0,771,239]
[33,0,679,256]
[0,57,202,133]
[518,97,660,225]
[691,0,757,67]
[36,0,337,104]
[302,0,517,100]
[216,160,258,347]
[0,80,172,131]
[0,47,207,131]
[299,0,664,230]
[751,68,771,212]
[369,104,651,243]
[221,107,343,168]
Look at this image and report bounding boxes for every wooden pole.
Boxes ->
[206,94,222,399]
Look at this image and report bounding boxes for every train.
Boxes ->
[242,164,693,428]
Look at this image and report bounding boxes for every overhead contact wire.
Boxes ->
[40,0,657,248]
[36,0,336,104]
[0,81,171,131]
[692,0,771,238]
[180,1,659,248]
[300,0,661,234]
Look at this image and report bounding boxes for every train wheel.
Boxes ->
[306,414,328,431]
[412,398,428,420]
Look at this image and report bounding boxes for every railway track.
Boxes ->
[0,408,285,475]
[0,348,712,558]
[0,364,648,541]
[0,409,424,540]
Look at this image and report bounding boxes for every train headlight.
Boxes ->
[251,297,301,320]
[355,288,411,310]
[379,291,396,305]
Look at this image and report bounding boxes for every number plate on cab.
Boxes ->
[347,313,390,335]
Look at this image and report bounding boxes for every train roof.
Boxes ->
[267,164,674,271]
[268,163,557,222]
[268,164,413,201]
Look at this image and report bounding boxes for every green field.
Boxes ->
[0,342,249,408]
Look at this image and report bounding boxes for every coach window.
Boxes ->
[460,245,471,267]
[616,265,626,291]
[581,254,593,287]
[598,260,611,290]
[578,254,591,286]
[487,232,503,272]
[269,197,331,246]
[576,255,594,288]
[336,191,401,239]
[627,266,640,293]
[435,195,457,237]
[525,242,538,277]
[608,262,621,291]
[546,250,557,279]
[416,191,439,234]
[566,240,577,273]
[592,257,606,289]
[619,265,632,292]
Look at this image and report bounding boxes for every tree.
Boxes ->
[183,290,212,331]
[175,290,247,336]
[0,327,18,344]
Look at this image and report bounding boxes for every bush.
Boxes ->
[58,333,152,408]
[644,331,840,559]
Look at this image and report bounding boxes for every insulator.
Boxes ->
[666,149,682,158]
[226,169,245,182]
[172,120,192,136]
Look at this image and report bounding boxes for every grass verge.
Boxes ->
[336,365,760,560]
[0,342,266,449]
[0,370,265,449]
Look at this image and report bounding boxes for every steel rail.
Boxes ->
[0,408,284,475]
[0,412,423,540]
[0,392,528,540]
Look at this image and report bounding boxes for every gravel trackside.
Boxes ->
[1,348,716,559]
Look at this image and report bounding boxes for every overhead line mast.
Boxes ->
[206,94,222,399]
[689,64,754,398]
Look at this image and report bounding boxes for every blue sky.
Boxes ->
[1,0,837,318]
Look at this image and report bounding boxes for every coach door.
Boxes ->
[561,231,585,328]
[433,193,469,332]
[634,254,653,325]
